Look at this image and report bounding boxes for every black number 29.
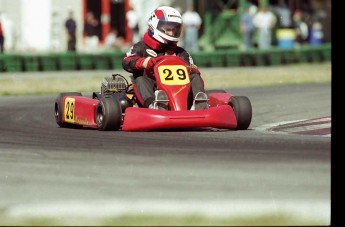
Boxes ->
[163,68,187,81]
[65,101,74,119]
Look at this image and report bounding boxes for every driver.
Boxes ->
[122,6,208,110]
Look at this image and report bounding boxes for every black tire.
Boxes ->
[229,96,252,130]
[95,97,122,131]
[205,89,226,95]
[54,92,82,128]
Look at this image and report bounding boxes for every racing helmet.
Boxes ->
[148,6,182,44]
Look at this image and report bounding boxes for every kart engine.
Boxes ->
[101,74,129,98]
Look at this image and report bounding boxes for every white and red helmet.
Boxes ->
[148,6,182,44]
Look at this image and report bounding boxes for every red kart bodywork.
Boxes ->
[55,56,251,131]
[122,104,237,131]
[60,96,99,128]
[58,93,237,131]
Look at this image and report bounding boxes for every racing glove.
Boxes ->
[135,57,157,71]
[188,64,201,75]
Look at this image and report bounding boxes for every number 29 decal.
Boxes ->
[64,97,75,123]
[158,65,190,85]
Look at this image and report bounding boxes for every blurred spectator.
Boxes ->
[0,11,13,53]
[83,11,101,50]
[65,10,77,52]
[253,6,277,49]
[104,28,127,51]
[272,0,292,28]
[182,5,202,52]
[309,21,323,46]
[0,17,4,53]
[126,5,140,45]
[240,4,255,50]
[292,10,309,45]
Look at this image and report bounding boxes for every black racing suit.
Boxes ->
[122,32,205,108]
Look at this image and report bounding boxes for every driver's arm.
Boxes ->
[122,43,143,73]
[177,49,201,75]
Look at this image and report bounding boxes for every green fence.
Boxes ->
[0,43,331,73]
[0,54,22,72]
[192,43,331,67]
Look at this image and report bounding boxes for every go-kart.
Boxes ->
[54,56,252,131]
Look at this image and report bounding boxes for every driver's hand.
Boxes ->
[135,57,157,71]
[188,64,201,75]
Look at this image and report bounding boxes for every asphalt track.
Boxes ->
[0,83,331,224]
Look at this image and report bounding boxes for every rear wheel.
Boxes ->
[229,96,252,130]
[54,92,82,128]
[95,97,122,131]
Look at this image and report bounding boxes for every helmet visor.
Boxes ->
[157,21,182,38]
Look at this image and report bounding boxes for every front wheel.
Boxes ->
[229,96,252,130]
[95,97,122,131]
